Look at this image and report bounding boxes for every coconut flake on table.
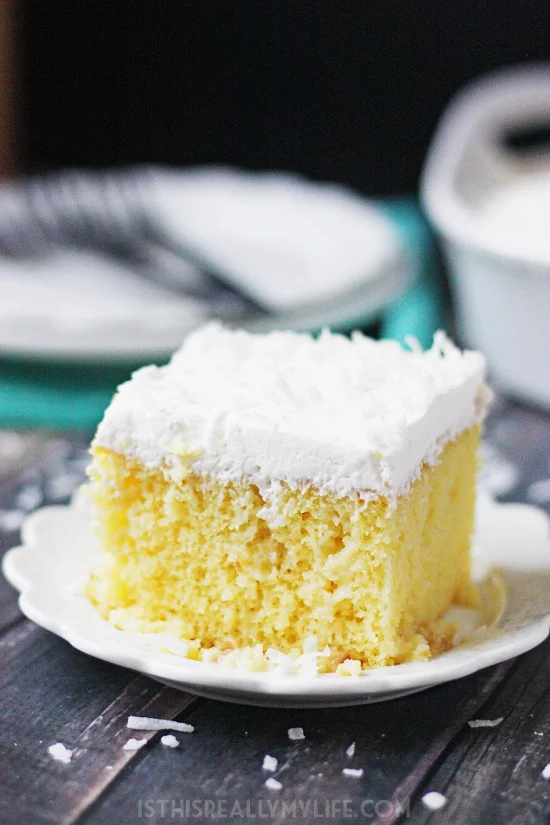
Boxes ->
[264,777,283,791]
[342,768,363,778]
[542,764,550,780]
[48,742,73,764]
[0,431,25,459]
[527,478,550,505]
[15,485,43,511]
[468,717,503,729]
[123,737,147,751]
[478,443,518,497]
[46,473,82,501]
[262,755,278,772]
[127,715,194,733]
[346,742,356,758]
[288,727,305,741]
[0,509,25,532]
[160,734,180,748]
[422,791,447,810]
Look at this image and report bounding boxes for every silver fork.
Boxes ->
[0,167,262,316]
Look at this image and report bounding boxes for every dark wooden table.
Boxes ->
[0,399,549,825]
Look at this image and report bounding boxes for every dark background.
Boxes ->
[21,2,550,195]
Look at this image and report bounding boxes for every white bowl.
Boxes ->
[421,65,550,409]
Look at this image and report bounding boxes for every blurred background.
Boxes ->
[9,2,550,188]
[0,1,549,430]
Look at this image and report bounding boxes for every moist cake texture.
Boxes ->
[87,324,489,673]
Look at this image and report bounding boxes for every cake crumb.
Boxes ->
[342,768,363,778]
[123,737,147,751]
[468,717,503,729]
[288,727,305,741]
[262,755,278,772]
[336,658,362,676]
[542,764,550,780]
[127,716,194,733]
[422,791,447,810]
[265,777,282,791]
[48,743,72,764]
[161,734,180,748]
[346,742,356,758]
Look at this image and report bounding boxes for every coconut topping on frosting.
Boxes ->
[94,323,488,500]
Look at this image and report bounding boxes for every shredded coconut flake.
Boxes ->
[288,727,305,741]
[404,334,423,354]
[264,643,330,676]
[468,717,503,729]
[95,323,487,501]
[478,444,518,497]
[123,737,147,751]
[542,764,550,780]
[302,636,318,654]
[422,791,447,810]
[346,742,356,758]
[264,777,282,791]
[15,485,42,511]
[527,478,550,505]
[0,509,25,532]
[127,715,194,733]
[46,474,81,500]
[262,755,278,772]
[336,658,362,676]
[0,431,24,459]
[48,742,72,764]
[342,768,363,778]
[160,734,180,748]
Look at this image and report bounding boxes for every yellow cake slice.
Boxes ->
[87,324,489,673]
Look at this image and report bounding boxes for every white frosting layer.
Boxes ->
[94,323,488,500]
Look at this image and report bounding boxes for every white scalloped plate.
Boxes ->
[3,494,550,707]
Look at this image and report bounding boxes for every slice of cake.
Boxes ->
[87,324,489,672]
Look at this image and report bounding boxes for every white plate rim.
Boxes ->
[0,257,409,363]
[2,494,549,706]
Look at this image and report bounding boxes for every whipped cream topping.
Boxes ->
[93,323,488,500]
